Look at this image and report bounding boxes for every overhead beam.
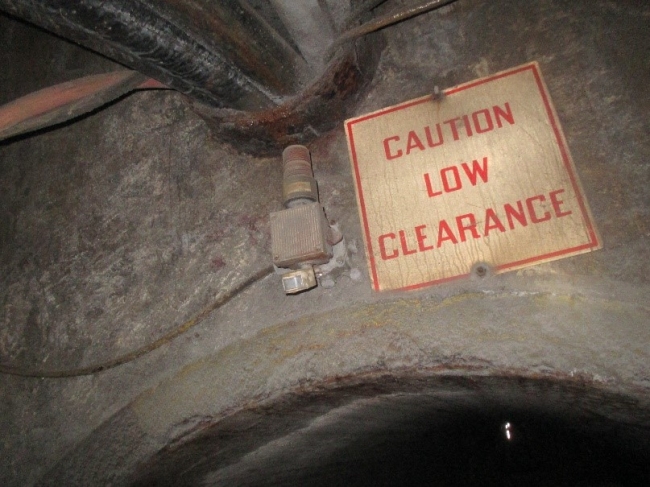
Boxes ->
[0,0,305,109]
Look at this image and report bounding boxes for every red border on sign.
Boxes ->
[346,62,600,291]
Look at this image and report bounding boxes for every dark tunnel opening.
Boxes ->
[128,376,650,486]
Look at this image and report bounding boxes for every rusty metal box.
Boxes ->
[271,202,332,268]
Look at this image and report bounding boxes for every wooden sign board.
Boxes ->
[345,62,600,291]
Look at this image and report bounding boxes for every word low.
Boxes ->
[424,157,488,197]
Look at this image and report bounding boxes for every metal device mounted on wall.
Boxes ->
[270,145,346,294]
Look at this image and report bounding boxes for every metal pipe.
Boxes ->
[0,71,167,141]
[345,0,390,29]
[327,0,459,61]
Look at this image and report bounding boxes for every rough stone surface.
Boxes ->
[0,1,649,485]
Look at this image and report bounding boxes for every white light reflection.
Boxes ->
[503,421,512,441]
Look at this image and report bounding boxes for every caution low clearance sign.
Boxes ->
[345,62,600,291]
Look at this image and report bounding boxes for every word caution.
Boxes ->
[383,103,515,160]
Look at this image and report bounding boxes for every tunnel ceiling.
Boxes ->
[0,0,649,486]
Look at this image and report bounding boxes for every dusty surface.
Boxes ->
[0,1,649,485]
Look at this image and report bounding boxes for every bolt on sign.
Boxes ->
[345,62,601,291]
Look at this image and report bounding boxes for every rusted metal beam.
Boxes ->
[0,0,304,110]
